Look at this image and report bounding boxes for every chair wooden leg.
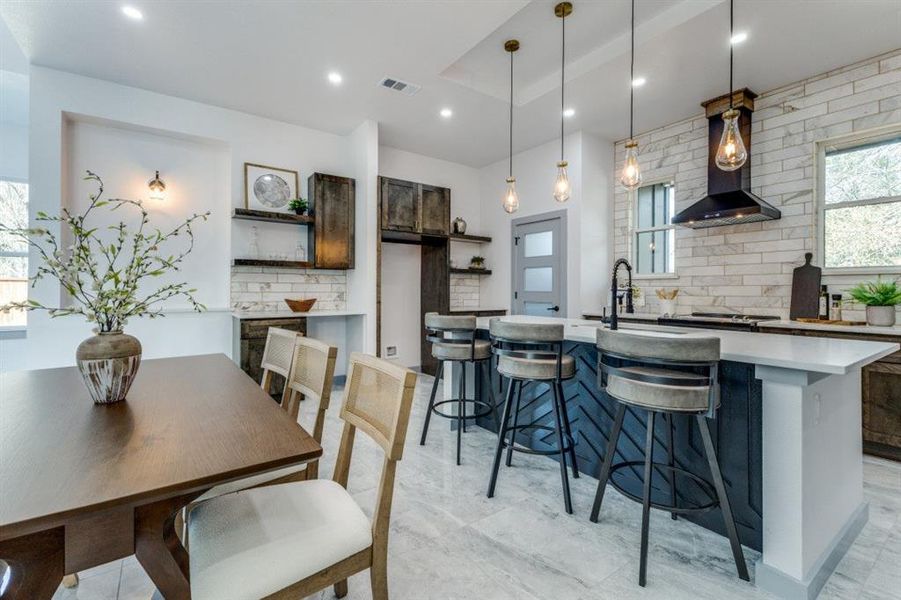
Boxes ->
[334,579,348,598]
[370,560,389,600]
[488,378,515,498]
[62,573,79,588]
[590,403,627,523]
[639,410,656,587]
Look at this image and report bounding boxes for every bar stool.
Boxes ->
[420,312,498,465]
[589,328,749,586]
[487,319,579,514]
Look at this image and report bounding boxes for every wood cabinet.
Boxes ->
[758,325,901,462]
[309,172,355,269]
[233,316,307,398]
[379,176,449,235]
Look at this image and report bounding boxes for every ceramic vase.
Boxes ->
[866,306,896,327]
[76,331,142,404]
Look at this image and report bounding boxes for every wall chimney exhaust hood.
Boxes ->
[672,89,781,229]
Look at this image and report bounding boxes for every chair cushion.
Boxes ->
[497,354,575,380]
[189,480,372,599]
[432,339,491,361]
[194,463,308,502]
[606,366,717,412]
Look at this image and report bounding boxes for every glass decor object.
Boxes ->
[620,140,642,189]
[554,161,571,202]
[503,177,519,214]
[715,109,748,171]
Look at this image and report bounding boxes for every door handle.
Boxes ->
[547,305,560,312]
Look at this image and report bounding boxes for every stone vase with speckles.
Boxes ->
[75,332,142,404]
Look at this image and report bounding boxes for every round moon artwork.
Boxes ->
[253,174,292,208]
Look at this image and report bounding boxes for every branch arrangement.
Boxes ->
[0,171,210,332]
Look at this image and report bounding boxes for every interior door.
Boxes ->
[512,214,565,317]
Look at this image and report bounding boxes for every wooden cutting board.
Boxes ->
[790,252,822,320]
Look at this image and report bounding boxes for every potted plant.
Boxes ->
[848,279,901,327]
[288,198,309,216]
[469,256,486,270]
[0,171,209,404]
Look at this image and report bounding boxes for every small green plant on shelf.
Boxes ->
[288,198,309,215]
[847,279,901,306]
[469,256,486,270]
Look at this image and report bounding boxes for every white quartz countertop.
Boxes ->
[760,319,901,337]
[449,307,508,313]
[476,315,898,375]
[232,310,366,320]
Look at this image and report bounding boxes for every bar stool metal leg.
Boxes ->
[556,381,579,479]
[488,377,516,498]
[639,410,657,587]
[420,361,444,446]
[505,380,523,467]
[696,414,750,582]
[666,412,677,520]
[482,361,501,430]
[551,381,574,515]
[457,361,465,465]
[590,403,627,522]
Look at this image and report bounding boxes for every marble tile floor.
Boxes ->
[54,373,901,600]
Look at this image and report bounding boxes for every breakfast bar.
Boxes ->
[447,315,898,600]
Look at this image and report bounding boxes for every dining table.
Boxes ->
[0,353,322,599]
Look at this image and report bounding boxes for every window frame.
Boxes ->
[0,176,29,332]
[816,124,901,275]
[631,178,678,279]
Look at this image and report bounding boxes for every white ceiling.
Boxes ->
[1,0,899,167]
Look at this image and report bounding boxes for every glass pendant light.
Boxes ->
[715,0,748,171]
[553,2,572,203]
[620,0,642,190]
[503,39,520,214]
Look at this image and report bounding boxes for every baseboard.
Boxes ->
[755,501,868,600]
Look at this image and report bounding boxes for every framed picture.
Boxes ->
[244,162,299,213]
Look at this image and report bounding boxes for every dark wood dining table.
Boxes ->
[0,353,322,599]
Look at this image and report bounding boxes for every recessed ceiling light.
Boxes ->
[440,108,453,118]
[632,77,647,87]
[121,5,143,20]
[563,108,575,118]
[327,72,343,85]
[731,31,748,45]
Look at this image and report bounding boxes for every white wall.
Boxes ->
[478,131,615,318]
[0,66,377,372]
[377,146,482,368]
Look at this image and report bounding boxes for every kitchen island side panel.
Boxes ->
[477,336,763,551]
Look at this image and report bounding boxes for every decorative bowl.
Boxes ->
[284,298,317,313]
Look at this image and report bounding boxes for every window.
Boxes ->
[822,136,901,270]
[633,182,675,275]
[0,180,28,327]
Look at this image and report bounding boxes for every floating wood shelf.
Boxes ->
[449,233,491,243]
[232,208,314,225]
[450,267,492,275]
[233,259,313,269]
[380,230,448,246]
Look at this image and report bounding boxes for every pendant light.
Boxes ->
[503,39,521,214]
[715,0,748,171]
[620,0,642,190]
[553,2,572,203]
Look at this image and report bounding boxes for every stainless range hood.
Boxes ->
[672,89,781,229]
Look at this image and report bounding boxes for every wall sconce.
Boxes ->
[148,170,166,201]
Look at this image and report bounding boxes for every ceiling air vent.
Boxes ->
[378,76,421,96]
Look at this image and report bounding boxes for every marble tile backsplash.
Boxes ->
[450,273,481,309]
[231,266,346,312]
[613,49,901,320]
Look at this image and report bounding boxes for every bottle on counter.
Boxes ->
[831,294,843,321]
[819,285,830,320]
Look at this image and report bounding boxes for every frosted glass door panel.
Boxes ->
[524,302,554,316]
[524,267,553,292]
[524,231,553,257]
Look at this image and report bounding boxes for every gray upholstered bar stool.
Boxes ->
[420,312,498,465]
[590,328,749,587]
[487,319,579,514]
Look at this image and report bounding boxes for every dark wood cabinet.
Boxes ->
[758,325,901,462]
[233,316,307,398]
[309,172,355,269]
[379,176,449,235]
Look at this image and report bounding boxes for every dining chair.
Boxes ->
[188,352,417,599]
[259,326,300,396]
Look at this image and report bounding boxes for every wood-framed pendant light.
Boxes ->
[553,2,572,203]
[503,39,520,214]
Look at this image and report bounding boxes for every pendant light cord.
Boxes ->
[629,0,635,140]
[729,0,734,109]
[509,48,514,178]
[560,10,565,162]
